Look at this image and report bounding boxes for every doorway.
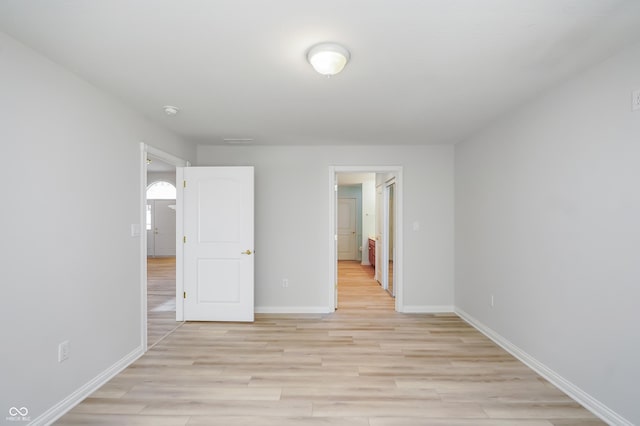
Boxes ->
[140,144,189,350]
[329,166,403,312]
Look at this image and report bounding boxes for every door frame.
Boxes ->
[328,166,403,312]
[139,143,189,350]
[382,178,396,295]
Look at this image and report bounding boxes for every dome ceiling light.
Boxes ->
[307,42,350,76]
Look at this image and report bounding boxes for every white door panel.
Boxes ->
[337,198,357,260]
[182,167,254,322]
[154,200,176,256]
[197,259,241,302]
[147,200,176,256]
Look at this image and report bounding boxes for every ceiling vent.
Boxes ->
[223,138,254,144]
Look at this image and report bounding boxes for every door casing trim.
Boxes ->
[329,166,403,312]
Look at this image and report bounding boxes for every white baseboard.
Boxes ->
[31,345,144,426]
[255,306,332,314]
[454,307,633,426]
[402,305,454,313]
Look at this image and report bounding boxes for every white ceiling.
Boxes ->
[1,0,639,146]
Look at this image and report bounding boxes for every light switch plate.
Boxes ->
[130,224,141,237]
[58,340,69,362]
[632,89,640,111]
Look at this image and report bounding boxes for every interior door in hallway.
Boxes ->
[181,167,254,322]
[147,200,176,257]
[337,197,357,260]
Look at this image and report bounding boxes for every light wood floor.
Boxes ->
[338,261,393,311]
[56,261,603,425]
[147,257,182,348]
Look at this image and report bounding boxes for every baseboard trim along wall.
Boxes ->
[455,308,633,426]
[402,305,454,313]
[31,345,144,426]
[256,306,455,314]
[255,306,333,314]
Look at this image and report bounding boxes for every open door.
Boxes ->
[180,166,254,322]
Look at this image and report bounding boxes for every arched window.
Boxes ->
[146,181,176,200]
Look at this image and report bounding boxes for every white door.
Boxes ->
[182,167,254,322]
[337,198,357,260]
[147,200,176,256]
[154,200,176,256]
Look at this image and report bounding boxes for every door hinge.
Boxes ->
[334,184,338,192]
[183,291,186,299]
[334,234,338,241]
[183,180,187,188]
[183,236,186,243]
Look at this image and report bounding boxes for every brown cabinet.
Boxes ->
[368,238,375,269]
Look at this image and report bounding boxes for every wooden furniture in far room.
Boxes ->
[368,237,375,269]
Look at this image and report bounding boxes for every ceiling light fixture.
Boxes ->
[307,42,350,76]
[163,105,180,116]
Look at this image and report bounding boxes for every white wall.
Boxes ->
[0,32,195,423]
[197,145,454,312]
[455,41,640,425]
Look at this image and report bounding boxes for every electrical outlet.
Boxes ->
[632,89,640,111]
[58,341,69,363]
[490,295,494,308]
[282,278,288,288]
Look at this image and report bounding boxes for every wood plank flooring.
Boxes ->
[56,260,603,425]
[337,261,393,311]
[147,257,182,348]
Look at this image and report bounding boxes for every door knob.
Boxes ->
[241,249,253,255]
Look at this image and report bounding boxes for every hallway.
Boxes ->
[337,260,394,311]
